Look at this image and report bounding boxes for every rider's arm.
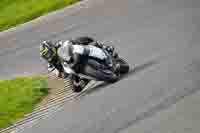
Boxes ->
[62,54,81,81]
[68,53,82,69]
[67,44,88,69]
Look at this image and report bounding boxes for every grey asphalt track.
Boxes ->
[1,0,200,132]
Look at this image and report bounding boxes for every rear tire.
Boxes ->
[115,58,130,74]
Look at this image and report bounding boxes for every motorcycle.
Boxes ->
[62,47,130,92]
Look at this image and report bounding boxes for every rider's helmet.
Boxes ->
[40,40,57,62]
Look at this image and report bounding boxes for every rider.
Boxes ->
[40,36,118,91]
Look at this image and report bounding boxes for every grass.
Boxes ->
[0,76,48,128]
[0,0,80,32]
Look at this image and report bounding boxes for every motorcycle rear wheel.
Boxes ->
[115,58,130,74]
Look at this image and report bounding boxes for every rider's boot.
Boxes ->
[73,78,90,92]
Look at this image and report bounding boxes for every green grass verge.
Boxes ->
[0,76,48,128]
[0,0,80,32]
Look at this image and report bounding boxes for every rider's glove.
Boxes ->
[47,63,55,72]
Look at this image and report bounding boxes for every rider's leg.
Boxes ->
[87,59,108,70]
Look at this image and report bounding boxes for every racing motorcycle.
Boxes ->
[62,46,130,92]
